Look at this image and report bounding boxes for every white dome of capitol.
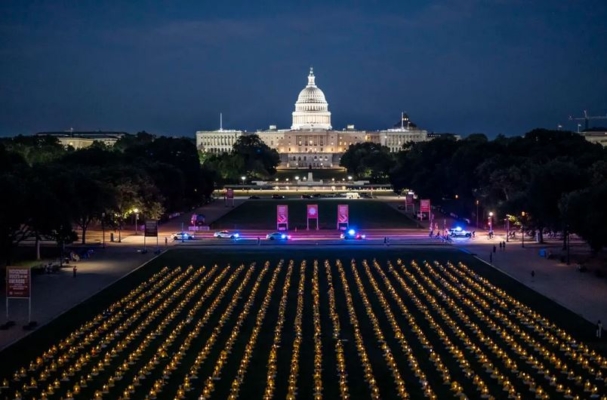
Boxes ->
[291,68,332,129]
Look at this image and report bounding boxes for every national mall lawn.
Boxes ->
[210,199,420,230]
[0,247,605,399]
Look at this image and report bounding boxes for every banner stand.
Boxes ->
[225,188,235,208]
[144,220,159,254]
[307,204,319,230]
[337,204,349,231]
[277,205,289,231]
[6,266,32,325]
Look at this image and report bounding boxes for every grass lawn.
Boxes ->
[211,199,419,230]
[0,247,605,399]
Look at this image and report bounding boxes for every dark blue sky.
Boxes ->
[1,0,606,138]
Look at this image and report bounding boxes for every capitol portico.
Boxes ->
[196,68,434,168]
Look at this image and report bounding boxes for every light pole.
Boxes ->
[134,208,139,235]
[476,200,479,228]
[521,211,526,248]
[488,211,494,232]
[241,176,246,185]
[102,212,106,248]
[505,216,510,242]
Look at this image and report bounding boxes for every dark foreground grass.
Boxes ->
[211,199,419,230]
[0,247,605,399]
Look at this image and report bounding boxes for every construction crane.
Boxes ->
[569,110,607,131]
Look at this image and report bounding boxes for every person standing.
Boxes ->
[489,253,493,264]
[73,265,77,278]
[531,270,535,280]
[598,320,603,339]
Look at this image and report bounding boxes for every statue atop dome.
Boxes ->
[307,67,316,87]
[292,68,332,130]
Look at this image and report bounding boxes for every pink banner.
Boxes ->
[307,204,318,219]
[338,204,349,223]
[226,188,234,199]
[277,205,288,224]
[405,193,414,205]
[420,199,431,213]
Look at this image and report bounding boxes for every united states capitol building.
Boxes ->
[196,68,439,168]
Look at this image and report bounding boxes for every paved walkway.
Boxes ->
[457,234,607,328]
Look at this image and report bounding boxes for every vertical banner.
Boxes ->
[420,199,431,220]
[337,204,349,230]
[405,193,414,205]
[307,204,319,230]
[7,267,30,298]
[277,205,289,231]
[225,188,235,207]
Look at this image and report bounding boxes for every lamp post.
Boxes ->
[241,176,246,185]
[101,212,106,248]
[134,208,139,235]
[521,211,526,248]
[566,224,570,265]
[476,200,479,228]
[488,211,493,232]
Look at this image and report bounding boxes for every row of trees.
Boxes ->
[340,129,607,253]
[0,133,215,265]
[201,135,280,183]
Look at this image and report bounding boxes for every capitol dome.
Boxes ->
[291,68,332,130]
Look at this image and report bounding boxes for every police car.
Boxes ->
[340,229,366,240]
[448,227,472,238]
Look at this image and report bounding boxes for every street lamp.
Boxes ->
[521,211,526,248]
[101,212,106,248]
[476,200,479,228]
[488,211,494,232]
[241,176,246,185]
[134,208,139,235]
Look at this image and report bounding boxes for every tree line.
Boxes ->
[340,129,607,254]
[0,132,216,265]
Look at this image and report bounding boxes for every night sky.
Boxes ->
[1,1,606,138]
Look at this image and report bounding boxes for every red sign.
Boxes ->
[226,189,234,199]
[277,205,288,224]
[7,267,30,298]
[338,204,349,223]
[307,204,318,219]
[405,193,414,205]
[420,199,431,213]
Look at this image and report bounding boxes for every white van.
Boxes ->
[345,192,360,199]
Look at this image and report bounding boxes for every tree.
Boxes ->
[232,134,280,178]
[561,184,607,255]
[340,142,395,182]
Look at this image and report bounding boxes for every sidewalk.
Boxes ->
[459,235,607,327]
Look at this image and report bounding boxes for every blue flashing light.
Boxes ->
[281,234,286,239]
[454,226,462,231]
[234,233,239,237]
[348,229,356,235]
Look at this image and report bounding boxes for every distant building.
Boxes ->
[581,128,607,147]
[196,68,435,168]
[35,130,127,149]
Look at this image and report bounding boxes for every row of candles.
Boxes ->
[4,255,607,399]
[2,266,189,399]
[200,262,277,398]
[436,260,606,396]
